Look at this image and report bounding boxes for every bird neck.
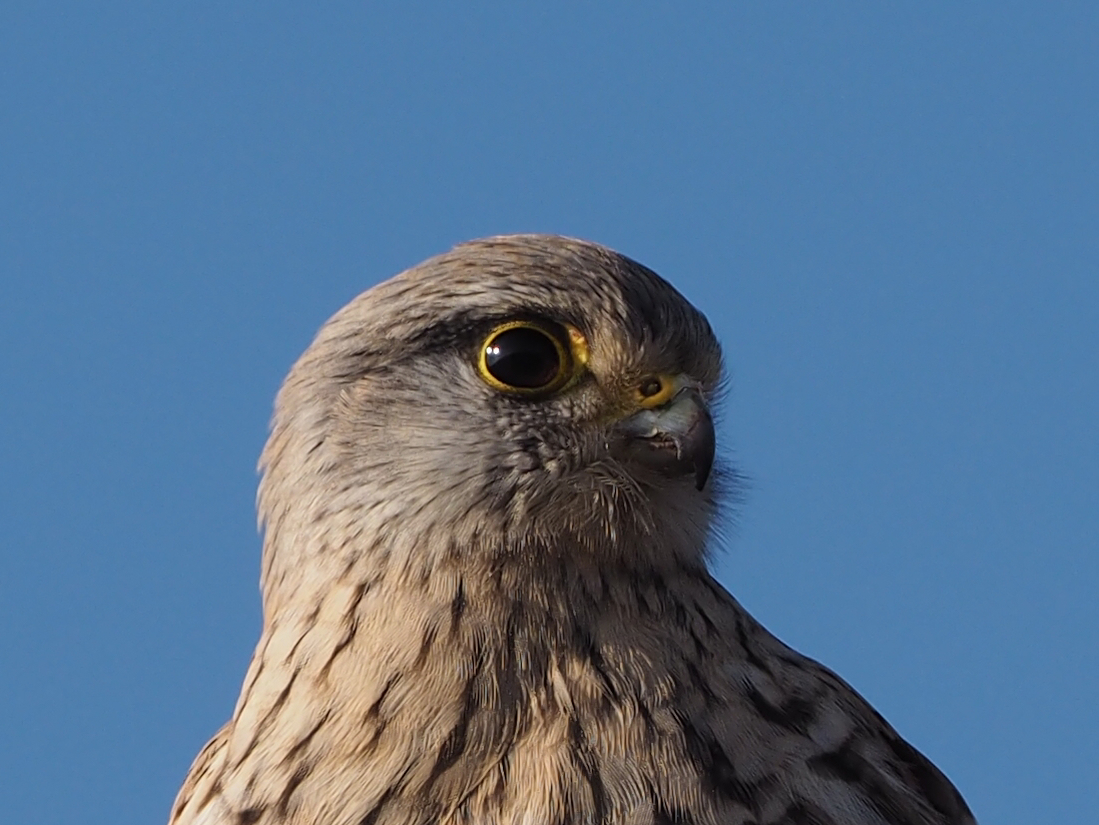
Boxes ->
[217,538,725,823]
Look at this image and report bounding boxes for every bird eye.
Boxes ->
[478,321,573,394]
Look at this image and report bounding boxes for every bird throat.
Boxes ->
[216,541,722,824]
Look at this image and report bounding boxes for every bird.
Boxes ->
[169,234,976,825]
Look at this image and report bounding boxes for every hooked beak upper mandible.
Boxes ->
[611,384,716,490]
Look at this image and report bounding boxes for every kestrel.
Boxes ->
[170,235,976,825]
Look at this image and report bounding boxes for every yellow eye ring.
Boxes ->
[477,320,586,396]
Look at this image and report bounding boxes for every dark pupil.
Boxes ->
[484,327,562,389]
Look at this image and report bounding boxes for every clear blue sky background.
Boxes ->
[2,4,1096,823]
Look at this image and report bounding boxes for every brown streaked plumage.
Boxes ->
[169,234,976,825]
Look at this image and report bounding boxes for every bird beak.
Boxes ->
[611,385,715,490]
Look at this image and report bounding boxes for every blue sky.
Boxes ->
[2,4,1096,823]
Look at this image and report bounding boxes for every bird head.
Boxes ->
[257,235,727,611]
